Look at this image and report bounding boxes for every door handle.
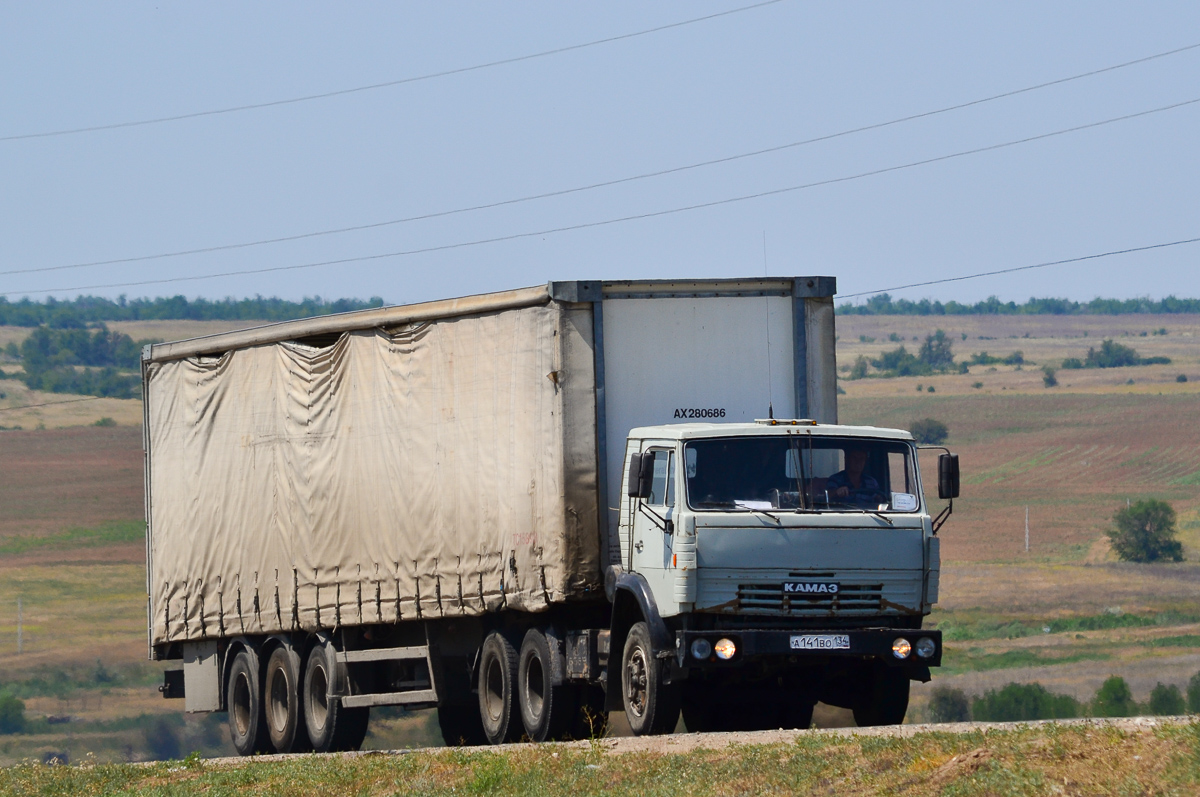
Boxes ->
[634,541,644,552]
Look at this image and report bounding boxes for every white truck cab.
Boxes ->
[608,418,956,732]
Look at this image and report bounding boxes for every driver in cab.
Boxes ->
[826,448,878,500]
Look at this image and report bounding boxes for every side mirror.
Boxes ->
[627,453,654,499]
[938,453,960,500]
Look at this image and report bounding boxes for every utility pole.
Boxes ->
[1024,506,1030,553]
[17,596,22,654]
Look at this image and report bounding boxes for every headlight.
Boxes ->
[915,637,937,659]
[714,638,737,660]
[690,638,712,659]
[891,637,912,659]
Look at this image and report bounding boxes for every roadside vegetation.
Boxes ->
[1061,338,1171,370]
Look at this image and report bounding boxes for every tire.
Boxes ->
[478,631,521,744]
[264,645,309,753]
[621,621,680,736]
[303,638,371,752]
[852,666,910,727]
[227,647,270,756]
[437,703,489,746]
[518,628,572,742]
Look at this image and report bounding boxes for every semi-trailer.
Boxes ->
[144,277,958,752]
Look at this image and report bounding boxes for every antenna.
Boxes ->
[763,231,774,419]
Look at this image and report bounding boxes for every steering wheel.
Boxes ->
[845,487,886,506]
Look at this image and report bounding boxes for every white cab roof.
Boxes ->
[628,420,915,442]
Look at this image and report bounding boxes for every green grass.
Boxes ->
[2,722,1199,796]
[1150,635,1200,649]
[931,609,1200,642]
[940,646,1111,676]
[0,521,143,555]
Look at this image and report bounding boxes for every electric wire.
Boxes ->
[6,94,1196,297]
[6,38,1198,280]
[840,236,1200,300]
[0,0,785,143]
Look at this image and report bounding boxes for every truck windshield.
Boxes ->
[684,436,920,513]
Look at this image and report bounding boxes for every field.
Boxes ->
[3,719,1200,796]
[2,313,1200,771]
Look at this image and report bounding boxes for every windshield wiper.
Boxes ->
[749,508,781,525]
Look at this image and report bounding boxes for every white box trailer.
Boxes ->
[145,277,955,752]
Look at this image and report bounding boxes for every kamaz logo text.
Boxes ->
[783,582,839,594]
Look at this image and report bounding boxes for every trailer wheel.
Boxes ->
[227,648,270,756]
[478,631,521,744]
[621,621,680,736]
[852,666,910,727]
[264,645,309,753]
[303,638,370,752]
[517,628,572,742]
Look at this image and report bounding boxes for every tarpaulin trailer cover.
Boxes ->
[145,288,600,646]
[143,278,838,648]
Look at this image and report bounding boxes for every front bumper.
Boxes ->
[675,628,942,668]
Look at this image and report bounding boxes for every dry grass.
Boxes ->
[3,721,1200,795]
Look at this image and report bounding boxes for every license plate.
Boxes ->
[790,634,850,651]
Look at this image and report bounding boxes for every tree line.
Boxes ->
[840,294,1200,316]
[0,294,385,328]
[1,325,152,399]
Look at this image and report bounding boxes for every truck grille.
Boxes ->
[735,583,883,615]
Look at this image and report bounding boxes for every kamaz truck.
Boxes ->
[143,277,958,752]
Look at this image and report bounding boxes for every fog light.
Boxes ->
[891,637,912,659]
[690,638,712,659]
[714,638,737,660]
[915,637,937,659]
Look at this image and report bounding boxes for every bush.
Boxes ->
[1042,366,1058,388]
[1093,676,1138,717]
[910,418,949,445]
[1148,682,1185,715]
[93,417,117,427]
[849,355,869,380]
[927,686,970,723]
[972,381,983,389]
[1106,499,1183,563]
[0,692,26,734]
[1178,374,1188,383]
[1187,671,1200,712]
[971,682,1080,721]
[918,329,955,370]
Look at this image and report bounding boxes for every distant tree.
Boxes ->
[927,686,970,723]
[849,355,870,380]
[1092,676,1138,717]
[1148,683,1185,715]
[0,692,25,734]
[1086,339,1141,368]
[1186,671,1200,713]
[143,715,182,760]
[1042,366,1058,388]
[910,418,949,445]
[971,682,1080,721]
[918,329,955,370]
[1107,500,1183,563]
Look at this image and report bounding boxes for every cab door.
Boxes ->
[630,443,677,601]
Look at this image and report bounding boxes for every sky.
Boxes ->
[1,2,1198,308]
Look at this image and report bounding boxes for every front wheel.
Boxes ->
[621,621,680,736]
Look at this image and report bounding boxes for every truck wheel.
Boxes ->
[437,703,488,746]
[227,648,270,756]
[621,621,680,736]
[852,666,910,727]
[264,645,309,753]
[303,639,370,752]
[478,631,521,744]
[518,628,572,742]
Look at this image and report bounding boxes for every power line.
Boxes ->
[7,94,1196,298]
[840,237,1200,300]
[0,1,785,143]
[7,39,1198,280]
[0,395,108,413]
